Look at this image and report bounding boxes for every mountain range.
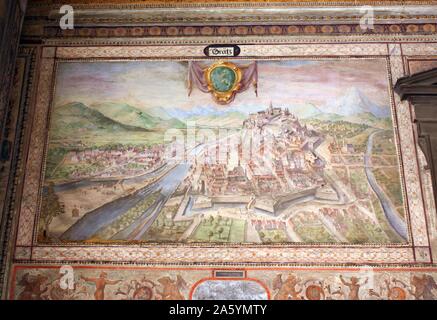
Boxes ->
[155,87,389,120]
[89,102,160,129]
[52,87,391,140]
[50,102,185,141]
[50,102,149,139]
[323,87,390,118]
[165,105,229,119]
[90,102,185,129]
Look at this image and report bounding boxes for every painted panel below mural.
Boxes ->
[10,266,437,300]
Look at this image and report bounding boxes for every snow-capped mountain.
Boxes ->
[323,87,390,118]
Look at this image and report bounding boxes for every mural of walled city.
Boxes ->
[38,59,407,244]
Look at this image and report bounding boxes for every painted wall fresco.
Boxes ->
[9,266,437,300]
[38,59,406,245]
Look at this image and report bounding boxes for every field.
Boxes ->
[92,191,161,240]
[349,168,370,199]
[142,205,193,242]
[258,229,289,243]
[190,216,246,242]
[372,130,398,155]
[371,130,404,218]
[373,168,405,218]
[291,212,337,243]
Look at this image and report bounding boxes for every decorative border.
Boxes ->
[8,263,437,300]
[0,46,39,299]
[29,246,416,264]
[11,42,435,265]
[42,24,437,39]
[27,1,437,8]
[15,51,55,248]
[54,43,390,58]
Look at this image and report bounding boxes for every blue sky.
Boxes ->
[54,59,390,113]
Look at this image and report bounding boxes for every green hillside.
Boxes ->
[46,102,169,179]
[154,118,186,129]
[50,102,148,140]
[343,112,392,130]
[306,112,392,130]
[90,102,185,129]
[90,102,160,129]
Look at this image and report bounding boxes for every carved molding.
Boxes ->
[395,69,437,205]
[0,0,28,299]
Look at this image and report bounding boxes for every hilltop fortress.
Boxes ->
[182,103,337,215]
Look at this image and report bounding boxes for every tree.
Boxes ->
[259,231,265,241]
[208,216,214,226]
[41,182,65,237]
[168,220,175,229]
[208,230,214,241]
[217,227,224,239]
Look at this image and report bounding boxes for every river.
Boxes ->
[61,146,201,241]
[364,131,408,240]
[51,162,170,193]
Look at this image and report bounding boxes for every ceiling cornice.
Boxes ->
[23,0,437,41]
[25,2,437,24]
[27,0,437,9]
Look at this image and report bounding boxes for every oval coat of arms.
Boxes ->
[205,61,242,104]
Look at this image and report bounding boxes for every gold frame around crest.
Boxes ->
[205,61,242,104]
